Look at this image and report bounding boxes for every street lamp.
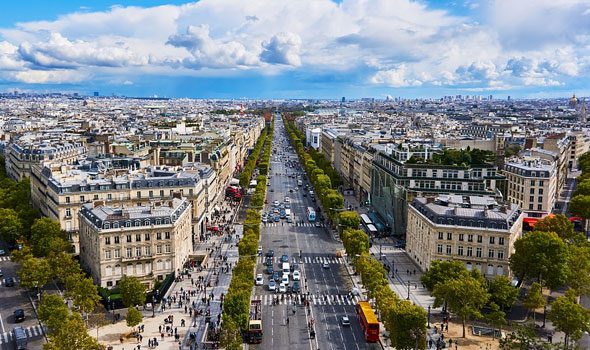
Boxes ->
[407,280,411,300]
[542,304,547,328]
[427,305,431,328]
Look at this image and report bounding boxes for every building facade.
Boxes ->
[78,198,192,289]
[406,195,523,277]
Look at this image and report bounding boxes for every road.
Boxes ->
[0,256,45,350]
[250,117,378,350]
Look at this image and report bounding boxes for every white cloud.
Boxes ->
[10,69,90,84]
[370,65,422,87]
[260,32,302,66]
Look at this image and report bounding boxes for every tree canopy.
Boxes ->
[118,275,147,307]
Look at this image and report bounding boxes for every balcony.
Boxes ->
[121,255,154,263]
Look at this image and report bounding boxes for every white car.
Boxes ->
[268,280,276,291]
[281,275,289,285]
[255,274,264,286]
[273,200,279,206]
[284,196,290,202]
[279,283,287,293]
[341,316,351,326]
[292,270,301,281]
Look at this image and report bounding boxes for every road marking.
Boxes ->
[0,325,45,344]
[0,257,10,262]
[255,294,359,306]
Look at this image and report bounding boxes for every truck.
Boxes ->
[246,300,262,343]
[13,327,28,350]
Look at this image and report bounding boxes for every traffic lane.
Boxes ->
[0,265,39,334]
[314,303,365,350]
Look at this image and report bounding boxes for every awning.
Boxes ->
[523,217,538,226]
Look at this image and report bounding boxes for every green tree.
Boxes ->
[38,293,70,334]
[126,306,143,330]
[485,303,507,339]
[66,276,101,319]
[499,324,559,350]
[488,275,519,311]
[0,208,23,244]
[566,244,590,296]
[433,276,489,337]
[30,218,70,257]
[548,293,590,348]
[43,312,101,350]
[421,260,470,293]
[533,214,575,241]
[341,229,370,257]
[219,317,242,350]
[573,179,590,197]
[338,211,360,232]
[509,231,569,289]
[10,243,32,264]
[48,251,82,283]
[522,282,546,322]
[387,300,428,350]
[118,275,147,307]
[18,256,52,290]
[569,195,590,219]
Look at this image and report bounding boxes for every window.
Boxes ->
[126,235,132,243]
[126,248,132,258]
[80,195,85,202]
[65,196,70,204]
[94,194,99,200]
[126,221,131,227]
[539,180,544,186]
[136,234,141,242]
[156,245,162,254]
[447,233,452,240]
[157,232,162,240]
[537,204,543,210]
[149,190,153,198]
[105,250,111,259]
[497,250,504,260]
[468,234,473,242]
[529,196,534,202]
[165,244,171,253]
[114,249,120,258]
[65,208,71,218]
[489,236,495,245]
[529,204,534,210]
[529,188,534,194]
[476,247,482,258]
[498,237,505,245]
[438,232,444,240]
[137,191,142,198]
[114,236,120,244]
[467,247,473,257]
[458,246,464,256]
[145,233,150,241]
[160,190,164,197]
[477,235,483,243]
[437,244,443,254]
[488,249,494,258]
[105,237,111,245]
[446,245,452,255]
[530,180,535,186]
[165,232,171,239]
[135,247,141,257]
[458,234,464,241]
[127,264,133,275]
[145,246,151,256]
[538,196,543,203]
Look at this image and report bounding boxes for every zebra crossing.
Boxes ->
[257,256,345,265]
[0,325,45,345]
[0,256,10,262]
[0,277,18,286]
[261,222,324,228]
[254,293,361,306]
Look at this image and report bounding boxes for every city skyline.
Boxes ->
[1,0,589,99]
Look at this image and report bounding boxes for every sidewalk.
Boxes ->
[91,198,242,350]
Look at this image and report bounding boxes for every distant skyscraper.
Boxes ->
[94,92,99,97]
[489,95,493,101]
[507,96,511,101]
[341,96,346,103]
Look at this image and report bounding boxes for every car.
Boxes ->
[265,258,273,266]
[274,215,280,222]
[303,192,307,197]
[266,250,275,258]
[292,281,301,293]
[0,269,3,277]
[273,271,282,282]
[312,197,316,202]
[284,203,291,209]
[13,309,25,323]
[280,254,289,263]
[268,280,276,291]
[270,188,274,192]
[278,283,287,293]
[273,200,279,206]
[257,246,263,256]
[291,263,300,272]
[322,263,330,269]
[281,275,289,285]
[4,277,15,287]
[266,265,274,275]
[341,316,350,326]
[262,216,268,223]
[286,216,293,223]
[292,271,301,281]
[289,189,294,193]
[0,249,5,255]
[255,274,264,286]
[267,182,270,186]
[284,196,290,202]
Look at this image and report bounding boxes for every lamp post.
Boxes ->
[542,304,547,328]
[152,294,156,318]
[108,296,115,323]
[407,280,411,300]
[427,305,431,328]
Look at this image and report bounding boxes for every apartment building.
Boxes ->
[30,162,212,253]
[78,197,192,288]
[503,156,557,217]
[406,195,523,277]
[371,143,505,236]
[568,130,590,170]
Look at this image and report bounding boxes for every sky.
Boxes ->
[0,0,589,99]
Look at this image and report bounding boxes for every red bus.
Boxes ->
[356,301,379,342]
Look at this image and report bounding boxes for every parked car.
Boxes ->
[279,283,287,293]
[266,265,274,275]
[266,250,275,257]
[281,254,289,263]
[268,280,276,291]
[292,281,301,293]
[255,274,264,286]
[14,309,25,322]
[292,271,301,281]
[273,271,282,282]
[4,277,15,287]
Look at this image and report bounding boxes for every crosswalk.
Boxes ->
[253,294,361,306]
[261,222,325,228]
[257,256,345,265]
[0,277,19,287]
[0,325,45,345]
[0,256,11,262]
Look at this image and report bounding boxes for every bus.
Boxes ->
[356,301,379,342]
[360,214,373,228]
[307,207,316,222]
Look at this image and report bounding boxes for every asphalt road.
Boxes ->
[250,117,378,350]
[0,256,45,350]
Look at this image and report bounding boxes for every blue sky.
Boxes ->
[0,0,588,99]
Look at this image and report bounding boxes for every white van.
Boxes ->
[285,209,292,219]
[282,262,290,274]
